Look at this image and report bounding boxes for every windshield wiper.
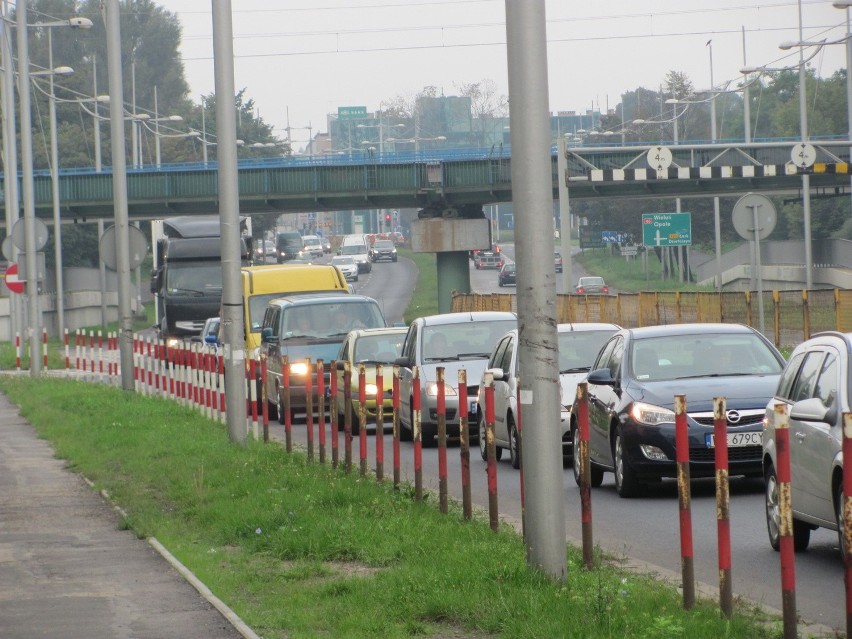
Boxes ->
[426,356,460,362]
[457,352,491,358]
[560,366,590,374]
[676,372,754,380]
[168,287,206,296]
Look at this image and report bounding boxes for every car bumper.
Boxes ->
[619,421,763,480]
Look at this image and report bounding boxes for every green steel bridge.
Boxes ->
[5,139,852,226]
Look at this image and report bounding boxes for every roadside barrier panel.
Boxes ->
[358,363,367,475]
[42,328,48,370]
[714,397,733,619]
[413,366,423,501]
[261,356,269,443]
[437,366,448,515]
[343,361,353,473]
[330,360,339,469]
[316,359,326,463]
[15,333,20,371]
[375,364,384,483]
[772,403,797,639]
[457,369,472,521]
[306,359,314,462]
[674,394,695,609]
[483,372,498,532]
[283,356,293,453]
[576,382,593,570]
[392,365,401,490]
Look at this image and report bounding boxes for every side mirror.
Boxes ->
[586,368,616,386]
[204,334,218,346]
[261,327,275,343]
[790,397,832,424]
[486,367,506,382]
[150,268,162,294]
[394,356,411,368]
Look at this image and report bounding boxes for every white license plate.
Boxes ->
[705,432,763,448]
[469,401,478,414]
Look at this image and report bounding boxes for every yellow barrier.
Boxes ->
[450,289,852,348]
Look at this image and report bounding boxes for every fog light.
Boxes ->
[639,445,668,461]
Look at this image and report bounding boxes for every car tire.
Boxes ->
[571,424,604,487]
[508,417,520,469]
[765,462,811,552]
[354,275,359,282]
[277,388,286,425]
[399,405,413,441]
[478,414,503,461]
[836,487,847,560]
[350,405,363,436]
[613,427,642,498]
[498,281,503,288]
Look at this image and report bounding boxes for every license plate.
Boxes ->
[469,401,478,414]
[705,432,763,448]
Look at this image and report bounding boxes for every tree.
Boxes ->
[456,79,508,147]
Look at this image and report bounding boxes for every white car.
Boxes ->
[477,322,619,469]
[331,255,359,282]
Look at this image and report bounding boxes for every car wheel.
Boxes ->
[613,427,642,498]
[266,397,278,421]
[399,405,413,441]
[354,275,359,282]
[350,405,362,436]
[765,462,811,552]
[498,280,503,288]
[572,424,604,487]
[508,416,520,469]
[478,414,503,461]
[836,487,847,560]
[277,388,286,425]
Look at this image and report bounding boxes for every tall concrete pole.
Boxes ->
[797,0,814,291]
[17,0,42,375]
[212,0,248,444]
[47,29,65,337]
[709,41,723,292]
[103,0,135,389]
[1,0,21,344]
[504,1,566,581]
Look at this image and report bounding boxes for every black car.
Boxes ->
[497,262,516,287]
[573,323,785,497]
[370,239,398,262]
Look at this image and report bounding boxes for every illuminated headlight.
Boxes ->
[289,362,309,376]
[426,382,458,397]
[166,337,181,349]
[629,402,675,426]
[365,383,378,396]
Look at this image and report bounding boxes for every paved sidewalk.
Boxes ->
[0,390,249,639]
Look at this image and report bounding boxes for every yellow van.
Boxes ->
[239,264,349,351]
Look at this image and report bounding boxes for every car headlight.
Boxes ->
[629,402,675,426]
[289,361,310,376]
[425,382,458,396]
[365,383,378,396]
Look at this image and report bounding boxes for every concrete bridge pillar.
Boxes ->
[410,217,491,314]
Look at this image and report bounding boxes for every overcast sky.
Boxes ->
[159,0,848,149]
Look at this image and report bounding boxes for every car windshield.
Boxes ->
[354,334,405,363]
[422,319,516,361]
[340,245,367,256]
[165,263,223,295]
[282,301,386,339]
[580,277,605,286]
[374,241,394,249]
[558,330,614,371]
[629,333,783,382]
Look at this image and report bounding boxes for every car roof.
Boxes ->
[415,311,517,327]
[349,327,408,338]
[557,322,621,332]
[794,331,852,352]
[624,323,759,340]
[267,293,375,308]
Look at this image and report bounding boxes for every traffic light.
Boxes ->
[384,213,391,228]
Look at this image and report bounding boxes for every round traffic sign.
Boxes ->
[646,146,672,171]
[4,262,25,294]
[790,143,816,168]
[732,193,777,241]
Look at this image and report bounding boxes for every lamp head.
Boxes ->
[168,115,183,122]
[833,0,852,9]
[52,66,74,75]
[68,17,93,29]
[778,40,798,51]
[740,66,760,75]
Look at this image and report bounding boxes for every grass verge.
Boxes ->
[0,375,782,639]
[573,248,716,293]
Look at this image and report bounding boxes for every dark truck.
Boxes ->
[150,215,251,346]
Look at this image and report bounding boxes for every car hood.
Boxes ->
[420,358,491,389]
[626,374,781,411]
[280,340,344,365]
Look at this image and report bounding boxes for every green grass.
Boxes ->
[0,375,783,639]
[574,248,716,293]
[399,248,439,322]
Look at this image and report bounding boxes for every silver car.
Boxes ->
[477,322,620,469]
[331,255,359,282]
[396,312,517,445]
[763,331,851,554]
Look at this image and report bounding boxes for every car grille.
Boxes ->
[689,410,764,428]
[689,446,762,462]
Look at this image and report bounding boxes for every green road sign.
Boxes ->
[337,106,368,120]
[641,212,692,247]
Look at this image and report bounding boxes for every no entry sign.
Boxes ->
[4,262,25,294]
